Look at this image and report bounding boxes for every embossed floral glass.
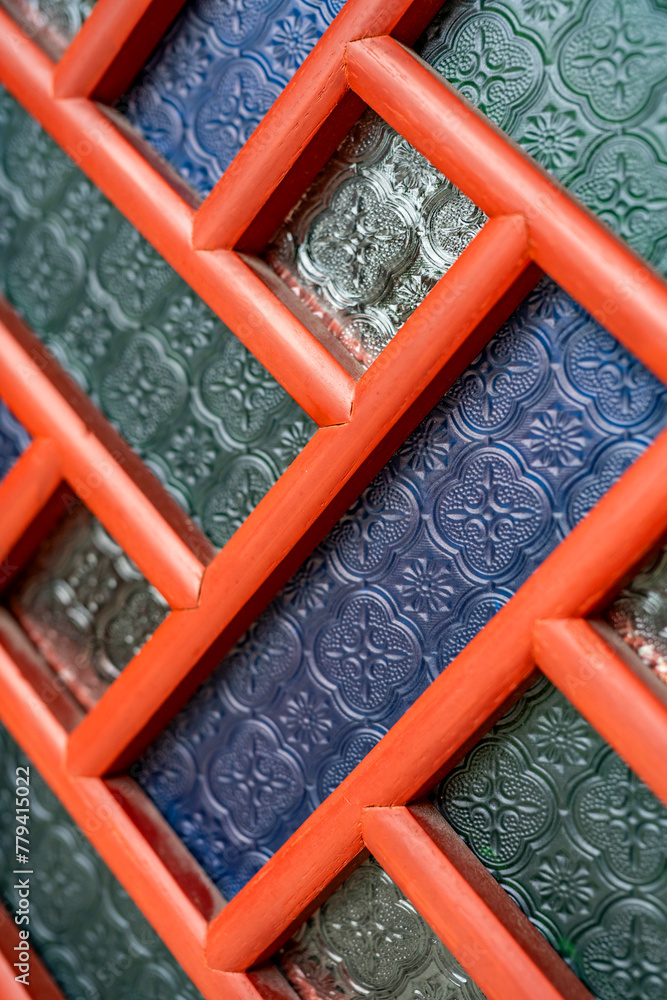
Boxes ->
[433,676,667,1000]
[0,398,29,481]
[0,0,96,58]
[0,88,316,549]
[279,856,486,1000]
[606,546,667,684]
[0,724,203,999]
[120,0,344,198]
[265,110,488,365]
[416,0,667,275]
[134,276,667,899]
[9,506,169,709]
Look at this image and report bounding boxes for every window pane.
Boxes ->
[9,506,169,709]
[433,676,667,1000]
[0,724,203,999]
[417,0,667,274]
[120,0,343,198]
[0,0,97,58]
[606,546,667,684]
[265,109,487,366]
[280,857,487,1000]
[0,90,316,549]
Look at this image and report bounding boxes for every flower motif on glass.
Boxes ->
[318,862,427,991]
[524,409,585,471]
[579,902,667,1000]
[399,558,454,614]
[533,853,593,915]
[271,13,320,70]
[560,0,667,122]
[428,12,541,129]
[101,336,187,446]
[195,59,280,169]
[573,755,667,885]
[442,742,551,865]
[528,702,592,767]
[314,594,420,714]
[208,721,303,839]
[302,175,413,306]
[97,221,175,320]
[202,455,274,547]
[199,336,285,443]
[223,611,301,708]
[434,450,550,579]
[280,691,332,749]
[7,223,81,328]
[565,321,664,429]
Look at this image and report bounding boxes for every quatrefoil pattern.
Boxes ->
[267,110,487,364]
[281,857,487,1000]
[120,0,343,198]
[0,90,316,549]
[434,677,667,1000]
[136,276,667,899]
[0,725,203,999]
[418,0,667,275]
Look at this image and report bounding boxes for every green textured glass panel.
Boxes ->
[0,88,316,549]
[0,0,97,57]
[266,110,487,366]
[0,724,203,999]
[607,545,667,685]
[279,857,487,999]
[417,0,667,275]
[9,506,169,709]
[433,677,667,1000]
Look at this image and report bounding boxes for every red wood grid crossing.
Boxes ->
[0,1,665,998]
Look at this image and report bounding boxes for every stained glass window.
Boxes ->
[417,0,667,275]
[0,88,315,550]
[280,856,487,1000]
[0,724,203,999]
[120,0,343,198]
[0,0,96,58]
[265,109,487,365]
[433,676,667,1000]
[134,276,667,898]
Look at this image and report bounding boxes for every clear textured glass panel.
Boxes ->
[606,546,667,684]
[119,0,343,198]
[0,0,96,58]
[0,398,29,480]
[9,506,169,709]
[0,89,316,549]
[0,724,203,999]
[265,110,487,366]
[417,0,667,275]
[134,277,667,898]
[432,676,667,1000]
[280,856,486,999]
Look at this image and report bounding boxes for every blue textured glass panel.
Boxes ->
[120,0,343,199]
[135,277,667,898]
[0,399,29,481]
[606,545,667,685]
[432,677,667,1000]
[0,724,203,999]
